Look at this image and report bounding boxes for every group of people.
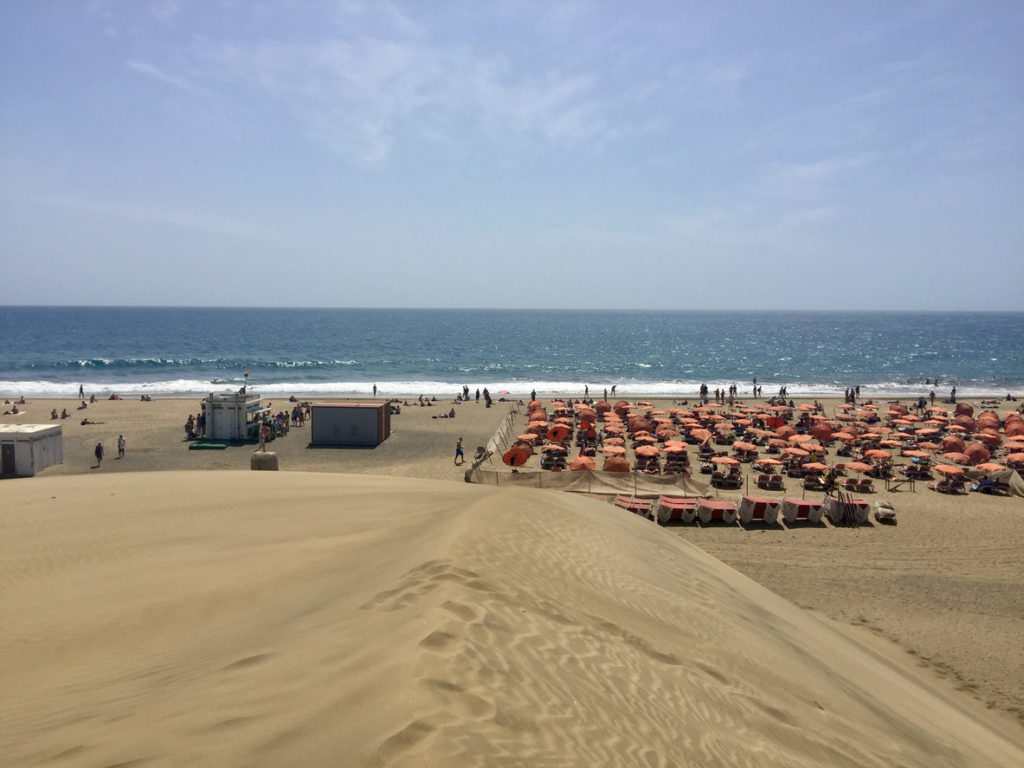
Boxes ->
[287,401,312,426]
[92,434,126,466]
[2,396,28,415]
[184,411,207,439]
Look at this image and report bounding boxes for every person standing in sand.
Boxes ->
[117,434,125,459]
[454,438,464,465]
[94,441,103,466]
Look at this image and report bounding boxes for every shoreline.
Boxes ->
[4,383,1022,401]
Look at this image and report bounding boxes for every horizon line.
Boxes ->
[3,304,1023,315]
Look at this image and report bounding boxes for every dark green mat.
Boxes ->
[188,441,231,450]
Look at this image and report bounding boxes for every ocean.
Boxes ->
[2,307,1022,399]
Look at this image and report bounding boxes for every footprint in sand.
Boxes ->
[419,630,459,653]
[376,719,436,762]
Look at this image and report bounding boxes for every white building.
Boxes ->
[204,391,268,442]
[0,424,63,477]
[311,401,391,447]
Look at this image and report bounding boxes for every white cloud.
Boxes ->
[126,59,201,93]
[756,153,875,203]
[25,193,274,241]
[190,30,643,162]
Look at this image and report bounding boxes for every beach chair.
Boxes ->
[856,479,875,494]
[975,477,1007,495]
[755,474,773,490]
[696,499,738,525]
[656,496,698,525]
[614,495,653,518]
[737,495,780,525]
[780,498,823,524]
[802,475,825,491]
[823,495,870,525]
[721,472,742,490]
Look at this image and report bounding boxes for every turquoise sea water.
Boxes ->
[1,307,1022,399]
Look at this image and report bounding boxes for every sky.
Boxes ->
[1,0,1022,310]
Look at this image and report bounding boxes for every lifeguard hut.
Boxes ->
[204,391,268,442]
[0,424,63,477]
[311,401,391,447]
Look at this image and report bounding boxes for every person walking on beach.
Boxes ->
[373,384,377,397]
[454,437,465,465]
[78,384,84,398]
[94,441,103,466]
[117,434,125,459]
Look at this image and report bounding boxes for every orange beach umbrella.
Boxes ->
[976,462,1005,472]
[503,444,533,467]
[569,455,595,471]
[844,461,873,473]
[604,455,630,472]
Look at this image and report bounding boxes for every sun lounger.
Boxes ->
[781,498,823,524]
[696,499,738,525]
[755,473,784,491]
[823,496,870,525]
[802,475,825,491]
[975,477,1010,495]
[656,496,698,525]
[712,470,742,489]
[929,478,966,494]
[614,495,653,518]
[737,495,780,525]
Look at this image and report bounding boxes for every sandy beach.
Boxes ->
[2,393,1023,765]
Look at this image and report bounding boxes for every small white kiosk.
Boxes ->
[311,401,391,447]
[204,391,269,442]
[0,424,63,477]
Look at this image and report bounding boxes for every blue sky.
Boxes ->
[2,1,1021,309]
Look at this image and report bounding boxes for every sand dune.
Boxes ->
[2,471,1021,767]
